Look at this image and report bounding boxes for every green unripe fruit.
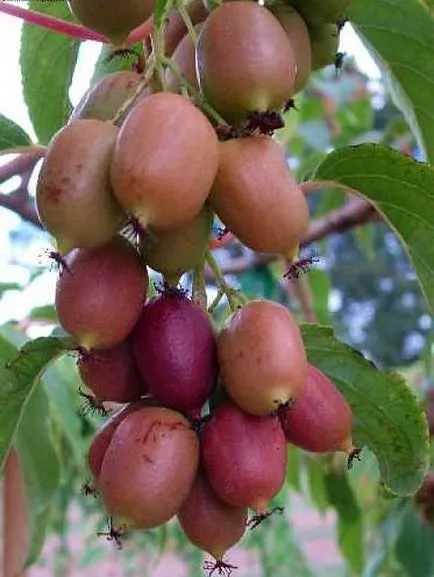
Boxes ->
[36,119,126,256]
[70,71,150,124]
[140,205,213,286]
[272,6,312,93]
[309,23,339,70]
[68,0,154,44]
[196,1,297,123]
[290,0,351,27]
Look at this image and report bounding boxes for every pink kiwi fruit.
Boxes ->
[209,135,309,260]
[217,299,308,416]
[78,338,148,404]
[165,25,202,94]
[279,364,356,455]
[110,92,219,231]
[139,204,213,286]
[55,237,147,350]
[69,71,151,125]
[196,1,296,123]
[201,401,287,514]
[36,119,127,256]
[132,289,217,415]
[98,406,199,529]
[177,470,247,573]
[68,0,155,45]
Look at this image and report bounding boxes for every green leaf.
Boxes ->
[90,42,143,83]
[395,508,434,577]
[301,324,430,496]
[0,336,73,473]
[324,471,364,574]
[306,456,329,513]
[313,144,434,313]
[286,444,302,491]
[154,0,170,27]
[348,0,434,161]
[0,115,32,152]
[16,384,61,567]
[20,2,80,144]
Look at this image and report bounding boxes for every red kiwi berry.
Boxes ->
[36,119,126,256]
[279,364,359,465]
[70,71,150,125]
[110,92,219,230]
[217,299,308,416]
[196,1,296,123]
[272,6,312,93]
[139,204,213,286]
[209,136,309,260]
[68,0,155,44]
[78,338,148,404]
[55,237,147,350]
[98,406,199,529]
[177,470,246,576]
[202,401,287,514]
[132,289,217,415]
[165,26,202,94]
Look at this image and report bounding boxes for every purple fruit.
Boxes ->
[132,290,217,414]
[78,338,148,403]
[201,401,287,513]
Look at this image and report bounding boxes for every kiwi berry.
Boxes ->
[36,119,126,256]
[110,92,219,230]
[55,237,147,350]
[68,0,155,44]
[139,204,213,286]
[309,22,340,70]
[163,0,209,57]
[209,135,309,259]
[279,364,355,454]
[165,26,202,94]
[290,0,351,27]
[202,401,287,513]
[217,299,308,416]
[196,1,297,123]
[98,406,199,529]
[132,290,217,415]
[70,71,150,125]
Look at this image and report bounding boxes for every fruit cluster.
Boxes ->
[35,0,355,572]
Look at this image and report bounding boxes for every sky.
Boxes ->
[0,5,381,326]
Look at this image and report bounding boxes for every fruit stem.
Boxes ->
[192,264,208,310]
[0,3,155,45]
[208,290,224,314]
[205,251,246,311]
[176,0,198,45]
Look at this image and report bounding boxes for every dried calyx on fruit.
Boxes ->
[36,119,126,256]
[217,299,308,415]
[279,364,359,463]
[196,1,297,123]
[132,288,217,415]
[55,237,147,350]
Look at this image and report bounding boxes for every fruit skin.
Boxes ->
[68,0,154,44]
[110,92,219,230]
[55,237,147,350]
[309,23,340,70]
[132,291,217,414]
[217,299,308,416]
[202,401,287,512]
[177,471,247,561]
[290,0,351,27]
[98,406,200,529]
[165,26,201,94]
[279,364,354,453]
[70,71,150,124]
[196,1,296,123]
[78,338,148,403]
[272,6,312,93]
[209,136,309,258]
[36,119,126,256]
[163,0,208,56]
[139,204,213,286]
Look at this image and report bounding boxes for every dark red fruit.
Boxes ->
[55,237,147,350]
[132,290,217,414]
[78,339,148,403]
[178,471,246,568]
[201,401,287,513]
[279,364,354,454]
[98,406,199,529]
